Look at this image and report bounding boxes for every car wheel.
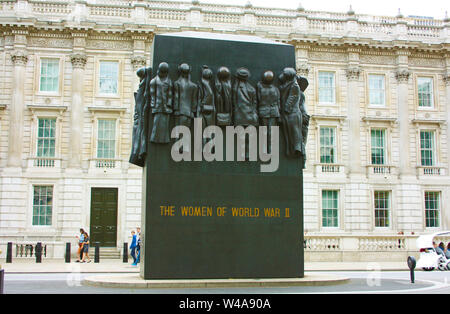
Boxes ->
[438,264,446,271]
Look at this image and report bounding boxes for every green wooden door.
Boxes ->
[90,188,118,247]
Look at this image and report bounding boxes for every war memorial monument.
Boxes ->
[129,32,309,280]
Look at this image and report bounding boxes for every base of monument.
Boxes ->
[83,273,349,289]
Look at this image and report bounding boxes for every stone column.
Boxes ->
[444,65,450,230]
[68,49,87,169]
[395,50,412,177]
[346,49,362,176]
[7,33,28,167]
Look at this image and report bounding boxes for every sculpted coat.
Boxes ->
[197,66,216,127]
[129,66,151,167]
[215,66,232,126]
[232,68,258,127]
[149,62,173,144]
[279,68,303,158]
[173,63,198,128]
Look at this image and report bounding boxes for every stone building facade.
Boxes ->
[0,0,449,261]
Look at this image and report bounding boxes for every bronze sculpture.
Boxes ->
[215,66,232,126]
[257,70,280,152]
[232,67,258,127]
[149,62,173,144]
[173,63,198,129]
[197,65,216,127]
[129,62,309,165]
[279,67,303,158]
[297,74,310,168]
[129,66,152,167]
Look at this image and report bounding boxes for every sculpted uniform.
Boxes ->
[173,63,198,129]
[257,71,280,129]
[130,66,151,167]
[197,66,216,127]
[215,66,232,126]
[232,68,258,127]
[149,62,173,144]
[279,68,303,157]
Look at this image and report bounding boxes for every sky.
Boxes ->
[190,0,449,19]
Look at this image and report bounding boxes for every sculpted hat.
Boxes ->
[236,67,250,80]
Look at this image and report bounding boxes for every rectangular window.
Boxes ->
[36,118,56,158]
[420,131,435,166]
[32,185,53,226]
[425,191,440,228]
[99,61,119,95]
[322,190,339,228]
[318,71,336,104]
[97,119,116,159]
[418,77,433,108]
[368,74,385,106]
[371,129,386,165]
[374,191,390,228]
[39,58,59,93]
[320,127,336,164]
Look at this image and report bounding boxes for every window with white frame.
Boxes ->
[322,190,339,228]
[374,191,390,228]
[368,74,385,106]
[320,127,336,164]
[417,77,434,108]
[318,71,336,104]
[39,58,59,93]
[97,119,116,159]
[424,191,440,228]
[371,129,386,165]
[420,130,435,166]
[36,118,56,158]
[99,61,119,95]
[32,185,53,226]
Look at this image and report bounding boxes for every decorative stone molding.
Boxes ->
[296,62,310,77]
[10,50,28,66]
[346,66,361,81]
[70,53,87,69]
[443,73,450,86]
[131,55,147,70]
[395,69,411,83]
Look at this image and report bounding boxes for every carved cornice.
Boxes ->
[70,53,87,69]
[131,55,147,70]
[10,50,28,66]
[395,69,411,83]
[346,66,361,81]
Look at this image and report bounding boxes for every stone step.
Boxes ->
[86,247,121,259]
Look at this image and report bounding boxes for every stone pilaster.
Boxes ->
[395,50,412,177]
[346,48,362,176]
[295,44,310,78]
[68,35,87,169]
[7,31,28,168]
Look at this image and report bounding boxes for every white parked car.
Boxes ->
[416,231,450,271]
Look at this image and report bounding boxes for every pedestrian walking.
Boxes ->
[130,230,137,265]
[75,228,85,262]
[81,231,91,263]
[136,227,141,264]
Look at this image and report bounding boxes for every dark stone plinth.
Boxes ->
[141,32,303,280]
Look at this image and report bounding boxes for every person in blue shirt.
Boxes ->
[136,227,141,264]
[130,230,137,266]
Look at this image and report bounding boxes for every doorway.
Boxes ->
[90,188,118,247]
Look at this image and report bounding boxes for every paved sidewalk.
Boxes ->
[0,259,410,273]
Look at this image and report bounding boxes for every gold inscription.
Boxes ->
[160,205,292,219]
